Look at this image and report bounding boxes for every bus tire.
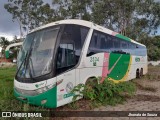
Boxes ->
[136,69,140,78]
[85,77,98,89]
[140,68,143,77]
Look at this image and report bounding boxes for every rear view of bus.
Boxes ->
[14,20,90,108]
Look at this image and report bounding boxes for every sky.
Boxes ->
[0,0,52,41]
[0,1,19,41]
[0,0,160,42]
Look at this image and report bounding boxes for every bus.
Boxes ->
[14,19,148,108]
[5,42,23,59]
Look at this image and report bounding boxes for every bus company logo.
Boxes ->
[66,82,73,93]
[2,112,11,117]
[135,57,140,62]
[35,82,45,88]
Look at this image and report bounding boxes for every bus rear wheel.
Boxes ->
[136,69,140,78]
[140,68,143,77]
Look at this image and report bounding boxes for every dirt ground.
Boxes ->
[51,65,160,120]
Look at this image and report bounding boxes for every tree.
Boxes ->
[92,0,160,40]
[52,0,92,20]
[4,0,54,37]
[5,0,160,41]
[0,37,10,57]
[140,35,160,61]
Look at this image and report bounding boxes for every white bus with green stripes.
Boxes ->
[14,19,147,108]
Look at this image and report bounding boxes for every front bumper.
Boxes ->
[14,86,57,108]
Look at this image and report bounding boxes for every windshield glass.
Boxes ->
[17,26,60,78]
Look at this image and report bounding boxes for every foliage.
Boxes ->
[0,37,10,57]
[71,78,136,106]
[5,0,160,40]
[92,0,160,39]
[140,35,160,61]
[52,0,92,20]
[4,0,55,37]
[4,0,160,60]
[0,36,22,59]
[0,66,50,120]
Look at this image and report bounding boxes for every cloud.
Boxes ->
[0,0,52,39]
[0,1,19,37]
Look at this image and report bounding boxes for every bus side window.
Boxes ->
[56,25,89,74]
[57,44,76,69]
[100,35,106,49]
[112,37,121,53]
[106,35,113,50]
[87,31,99,56]
[129,43,136,55]
[120,41,129,54]
[88,31,117,56]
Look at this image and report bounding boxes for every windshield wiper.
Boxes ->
[28,57,35,79]
[16,41,34,78]
[24,44,34,78]
[16,51,29,77]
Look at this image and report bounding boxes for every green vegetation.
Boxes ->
[71,78,136,108]
[0,36,21,59]
[140,36,160,61]
[0,67,50,120]
[4,0,160,39]
[2,0,160,61]
[0,66,48,112]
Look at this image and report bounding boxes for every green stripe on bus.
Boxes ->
[5,50,9,59]
[116,34,131,41]
[14,86,57,108]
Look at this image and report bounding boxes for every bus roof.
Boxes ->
[30,19,145,47]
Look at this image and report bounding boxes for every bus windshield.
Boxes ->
[17,26,60,78]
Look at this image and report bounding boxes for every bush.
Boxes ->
[71,78,136,106]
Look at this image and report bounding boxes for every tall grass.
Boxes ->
[0,66,49,119]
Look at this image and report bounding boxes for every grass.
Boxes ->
[0,66,49,120]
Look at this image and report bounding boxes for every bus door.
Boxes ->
[56,43,76,107]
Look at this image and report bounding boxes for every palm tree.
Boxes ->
[0,37,10,58]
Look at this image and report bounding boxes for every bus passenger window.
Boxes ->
[90,33,98,49]
[121,41,128,49]
[106,35,113,49]
[113,39,120,48]
[87,32,99,56]
[100,35,106,49]
[57,43,75,68]
[56,24,89,74]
